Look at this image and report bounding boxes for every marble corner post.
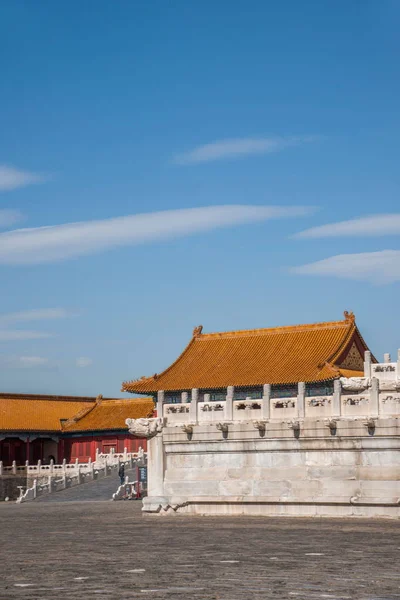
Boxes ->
[332,379,342,417]
[370,377,379,417]
[190,388,199,424]
[384,353,391,364]
[364,351,372,378]
[157,390,164,419]
[147,432,165,498]
[297,382,305,419]
[225,386,234,421]
[262,384,271,420]
[397,349,400,374]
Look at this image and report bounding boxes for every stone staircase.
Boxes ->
[35,468,138,502]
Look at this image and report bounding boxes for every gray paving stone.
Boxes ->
[0,501,400,600]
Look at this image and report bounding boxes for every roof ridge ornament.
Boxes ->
[344,310,355,323]
[193,325,203,337]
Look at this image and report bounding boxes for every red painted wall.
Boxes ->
[63,434,147,463]
[0,434,147,465]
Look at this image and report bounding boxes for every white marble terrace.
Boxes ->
[160,350,400,426]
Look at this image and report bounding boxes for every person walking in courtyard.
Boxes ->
[118,463,125,486]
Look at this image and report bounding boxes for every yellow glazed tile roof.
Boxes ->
[122,312,372,393]
[62,397,154,432]
[0,394,94,432]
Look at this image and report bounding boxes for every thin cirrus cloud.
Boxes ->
[0,209,23,228]
[0,308,76,342]
[0,355,49,369]
[0,165,46,192]
[0,205,314,265]
[0,330,53,341]
[76,357,93,368]
[294,214,400,239]
[292,250,400,285]
[173,136,317,165]
[0,307,77,326]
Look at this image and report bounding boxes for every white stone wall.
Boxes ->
[144,418,400,517]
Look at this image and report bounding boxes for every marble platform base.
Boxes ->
[142,495,400,518]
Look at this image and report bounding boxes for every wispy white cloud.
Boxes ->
[173,136,317,165]
[0,330,53,341]
[0,165,46,192]
[0,308,76,326]
[292,250,400,284]
[295,214,400,239]
[0,355,49,369]
[0,205,313,265]
[76,357,93,368]
[0,209,23,228]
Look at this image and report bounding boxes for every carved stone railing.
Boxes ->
[270,397,297,420]
[198,401,226,422]
[160,374,400,427]
[233,399,262,420]
[341,394,371,416]
[163,403,191,424]
[380,393,400,415]
[305,396,333,418]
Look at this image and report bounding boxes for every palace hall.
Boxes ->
[122,311,373,402]
[0,394,153,465]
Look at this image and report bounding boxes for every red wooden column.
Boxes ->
[90,439,97,461]
[58,439,65,463]
[26,437,31,463]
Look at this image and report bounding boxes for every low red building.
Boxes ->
[0,393,154,465]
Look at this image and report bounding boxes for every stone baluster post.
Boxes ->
[12,461,17,475]
[181,391,189,403]
[370,377,379,417]
[190,388,199,424]
[48,475,53,494]
[332,379,342,417]
[225,386,234,421]
[62,458,66,474]
[0,461,3,476]
[397,349,400,377]
[50,459,54,475]
[204,393,210,403]
[262,384,271,420]
[384,353,391,364]
[37,459,41,475]
[364,351,372,378]
[33,479,37,499]
[297,382,306,419]
[157,390,164,419]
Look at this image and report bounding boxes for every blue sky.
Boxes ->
[0,0,399,396]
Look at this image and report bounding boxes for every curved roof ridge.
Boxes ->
[199,318,351,339]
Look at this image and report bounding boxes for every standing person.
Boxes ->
[118,463,125,486]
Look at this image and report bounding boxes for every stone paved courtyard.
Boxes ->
[1,501,400,600]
